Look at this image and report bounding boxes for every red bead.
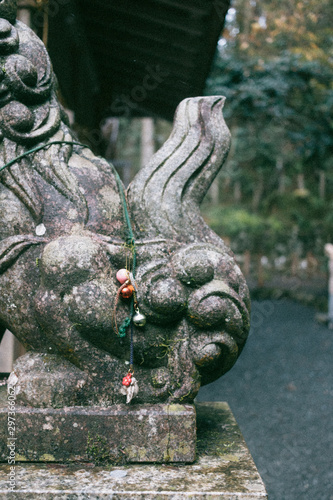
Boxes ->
[120,285,134,299]
[122,374,132,387]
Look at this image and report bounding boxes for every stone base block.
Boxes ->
[0,401,268,499]
[0,387,196,463]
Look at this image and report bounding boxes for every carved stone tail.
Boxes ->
[127,96,231,246]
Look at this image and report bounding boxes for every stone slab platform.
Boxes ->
[0,402,267,499]
[0,386,196,463]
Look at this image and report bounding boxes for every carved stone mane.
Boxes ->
[0,1,250,408]
[128,97,231,247]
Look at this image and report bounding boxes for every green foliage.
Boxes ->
[206,53,333,175]
[203,192,333,258]
[204,0,333,260]
[203,206,284,254]
[263,192,331,253]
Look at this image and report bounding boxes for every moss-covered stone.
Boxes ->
[0,387,196,463]
[0,402,267,498]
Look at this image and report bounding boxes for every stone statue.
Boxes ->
[0,0,250,408]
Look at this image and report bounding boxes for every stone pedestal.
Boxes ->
[0,387,196,463]
[0,401,267,499]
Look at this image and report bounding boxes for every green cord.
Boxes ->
[110,164,137,278]
[111,167,135,243]
[110,159,137,352]
[0,141,88,174]
[118,316,131,338]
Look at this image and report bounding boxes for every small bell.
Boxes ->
[132,308,146,327]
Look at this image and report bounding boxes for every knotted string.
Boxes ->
[112,281,131,337]
[109,164,137,368]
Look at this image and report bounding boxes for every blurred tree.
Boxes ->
[204,0,333,261]
[224,0,333,62]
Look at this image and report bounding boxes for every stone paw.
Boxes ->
[7,352,88,408]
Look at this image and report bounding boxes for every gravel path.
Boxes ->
[197,299,333,500]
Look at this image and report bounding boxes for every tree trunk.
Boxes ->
[319,170,326,199]
[244,250,251,276]
[252,172,264,211]
[297,173,305,190]
[209,179,220,205]
[257,254,264,287]
[17,5,32,27]
[291,253,299,276]
[234,181,242,203]
[223,125,239,200]
[103,118,120,160]
[276,157,286,194]
[306,251,318,277]
[236,0,253,39]
[141,118,155,168]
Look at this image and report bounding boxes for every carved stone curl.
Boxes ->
[0,2,250,408]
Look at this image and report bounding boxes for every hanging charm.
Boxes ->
[120,370,139,404]
[132,307,146,327]
[114,234,142,402]
[112,168,143,403]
